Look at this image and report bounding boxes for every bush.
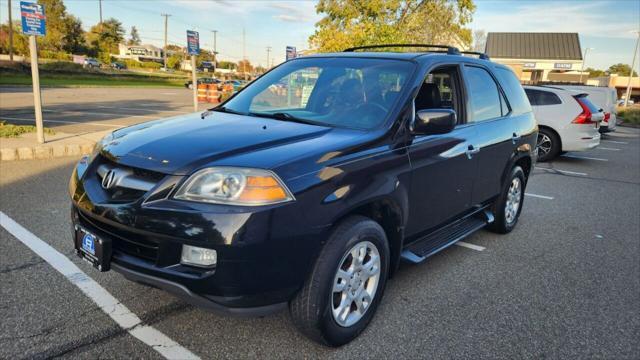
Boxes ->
[39,50,73,61]
[40,61,84,73]
[0,121,55,138]
[123,59,162,69]
[618,107,640,125]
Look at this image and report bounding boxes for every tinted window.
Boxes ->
[224,57,414,130]
[495,67,532,115]
[525,89,562,106]
[465,66,502,122]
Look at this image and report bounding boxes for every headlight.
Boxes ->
[174,167,295,205]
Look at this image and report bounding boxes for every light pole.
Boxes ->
[624,31,640,107]
[579,47,594,84]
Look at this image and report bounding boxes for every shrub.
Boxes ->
[39,61,84,73]
[39,50,73,61]
[0,121,55,138]
[617,107,640,125]
[123,59,162,69]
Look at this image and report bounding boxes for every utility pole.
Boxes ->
[98,0,103,25]
[624,31,640,107]
[161,14,171,70]
[266,46,271,72]
[242,28,248,81]
[579,47,593,84]
[8,0,13,61]
[211,30,218,65]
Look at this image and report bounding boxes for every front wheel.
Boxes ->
[290,216,389,347]
[536,128,560,162]
[487,166,526,234]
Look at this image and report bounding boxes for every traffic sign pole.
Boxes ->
[29,36,44,143]
[192,56,198,112]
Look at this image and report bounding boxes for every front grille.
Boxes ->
[93,155,166,203]
[77,210,159,263]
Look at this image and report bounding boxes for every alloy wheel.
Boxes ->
[505,177,522,224]
[536,133,552,157]
[331,241,381,327]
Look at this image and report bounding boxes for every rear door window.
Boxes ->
[525,89,562,106]
[495,67,533,114]
[464,66,502,122]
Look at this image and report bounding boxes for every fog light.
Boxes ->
[181,245,217,268]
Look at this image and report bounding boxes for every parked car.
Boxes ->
[618,99,635,106]
[554,85,617,133]
[69,45,537,346]
[185,77,221,89]
[223,79,243,91]
[110,62,126,70]
[83,58,100,69]
[524,85,603,162]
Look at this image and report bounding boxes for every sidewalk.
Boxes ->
[0,130,112,161]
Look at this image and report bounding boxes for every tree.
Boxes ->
[128,26,141,45]
[472,29,486,52]
[309,0,476,52]
[237,59,253,73]
[86,18,125,62]
[607,63,638,77]
[218,61,235,70]
[585,67,606,78]
[167,53,183,70]
[38,0,86,53]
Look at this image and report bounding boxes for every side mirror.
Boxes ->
[413,109,457,135]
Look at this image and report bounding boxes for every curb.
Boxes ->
[0,142,95,161]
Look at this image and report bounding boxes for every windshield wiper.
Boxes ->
[212,106,246,115]
[250,112,318,126]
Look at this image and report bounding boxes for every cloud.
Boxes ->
[166,0,319,22]
[472,1,639,39]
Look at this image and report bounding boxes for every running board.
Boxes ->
[401,209,493,264]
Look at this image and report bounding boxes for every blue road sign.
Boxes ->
[187,30,200,55]
[286,46,297,61]
[20,1,46,36]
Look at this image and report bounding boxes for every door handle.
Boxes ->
[512,132,521,144]
[466,145,480,159]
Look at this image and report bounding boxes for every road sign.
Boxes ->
[187,30,200,55]
[286,46,297,61]
[20,1,46,36]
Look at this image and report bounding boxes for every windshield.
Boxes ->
[221,57,415,130]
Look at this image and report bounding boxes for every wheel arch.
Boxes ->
[538,125,563,151]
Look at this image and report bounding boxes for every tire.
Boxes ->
[487,166,526,234]
[290,215,390,347]
[536,128,560,162]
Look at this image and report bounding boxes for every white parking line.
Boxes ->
[45,109,157,119]
[535,167,587,176]
[96,105,187,114]
[455,241,485,251]
[561,154,608,162]
[0,212,200,360]
[602,140,628,144]
[525,193,554,200]
[1,116,123,128]
[597,147,621,151]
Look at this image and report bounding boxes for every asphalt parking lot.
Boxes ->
[1,88,639,358]
[0,87,206,134]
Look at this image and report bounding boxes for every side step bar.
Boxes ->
[401,209,494,264]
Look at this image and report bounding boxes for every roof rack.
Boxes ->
[460,51,490,60]
[343,44,461,55]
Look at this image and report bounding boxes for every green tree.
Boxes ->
[309,0,476,52]
[167,53,183,70]
[218,61,235,70]
[607,63,638,77]
[62,15,87,54]
[585,67,606,78]
[37,0,86,54]
[86,18,125,62]
[128,26,141,45]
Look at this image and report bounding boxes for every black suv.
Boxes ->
[69,45,537,346]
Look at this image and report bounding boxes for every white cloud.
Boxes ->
[166,0,319,23]
[472,1,639,39]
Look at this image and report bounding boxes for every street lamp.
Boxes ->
[579,47,594,84]
[624,31,640,107]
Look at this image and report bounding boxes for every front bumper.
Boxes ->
[69,160,327,314]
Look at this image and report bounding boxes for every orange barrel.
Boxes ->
[197,83,208,103]
[207,84,220,103]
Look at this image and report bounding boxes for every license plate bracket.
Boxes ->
[75,227,112,272]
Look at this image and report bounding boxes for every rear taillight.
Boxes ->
[572,98,594,124]
[604,112,611,122]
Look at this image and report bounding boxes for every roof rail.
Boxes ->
[343,44,460,55]
[460,51,490,60]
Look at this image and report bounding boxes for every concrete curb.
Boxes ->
[1,142,95,161]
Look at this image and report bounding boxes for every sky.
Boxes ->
[1,0,639,69]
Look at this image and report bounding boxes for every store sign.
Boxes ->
[554,63,572,70]
[286,46,297,61]
[523,62,536,68]
[187,30,200,55]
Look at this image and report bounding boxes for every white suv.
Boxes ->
[554,85,617,133]
[524,86,604,162]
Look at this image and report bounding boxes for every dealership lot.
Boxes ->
[1,88,639,358]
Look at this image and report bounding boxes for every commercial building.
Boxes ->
[115,44,164,63]
[485,32,586,83]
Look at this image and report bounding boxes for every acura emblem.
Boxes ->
[101,170,117,189]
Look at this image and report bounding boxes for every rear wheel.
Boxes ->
[487,166,526,234]
[536,128,560,162]
[290,216,389,347]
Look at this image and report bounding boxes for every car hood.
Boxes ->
[99,111,332,175]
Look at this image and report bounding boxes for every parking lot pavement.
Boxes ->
[1,127,638,359]
[0,87,208,133]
